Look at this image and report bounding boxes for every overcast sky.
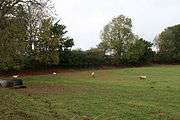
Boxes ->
[54,0,180,50]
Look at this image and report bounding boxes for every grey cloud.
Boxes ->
[54,0,180,50]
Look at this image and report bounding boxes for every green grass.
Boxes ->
[0,65,180,120]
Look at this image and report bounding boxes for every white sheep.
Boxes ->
[12,75,19,78]
[139,76,147,79]
[91,72,95,79]
[53,72,57,75]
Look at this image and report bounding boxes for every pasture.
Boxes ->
[0,65,180,120]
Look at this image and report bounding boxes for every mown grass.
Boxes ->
[0,65,180,120]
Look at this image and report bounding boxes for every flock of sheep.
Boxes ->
[0,71,147,88]
[9,71,148,80]
[90,72,147,79]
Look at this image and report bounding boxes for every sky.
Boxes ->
[54,0,180,50]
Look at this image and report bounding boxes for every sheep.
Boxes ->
[139,76,147,79]
[90,72,95,79]
[12,75,19,78]
[53,72,57,75]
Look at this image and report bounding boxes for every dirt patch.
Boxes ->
[18,68,75,77]
[0,68,75,77]
[149,112,166,117]
[169,113,180,120]
[14,84,65,96]
[14,111,32,119]
[14,84,87,96]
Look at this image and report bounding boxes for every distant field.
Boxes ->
[0,65,180,120]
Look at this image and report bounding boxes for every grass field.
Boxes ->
[0,65,180,120]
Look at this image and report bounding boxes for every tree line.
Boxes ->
[0,0,179,71]
[51,15,180,68]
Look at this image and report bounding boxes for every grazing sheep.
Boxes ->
[53,72,57,75]
[91,72,95,79]
[139,76,147,79]
[12,75,19,78]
